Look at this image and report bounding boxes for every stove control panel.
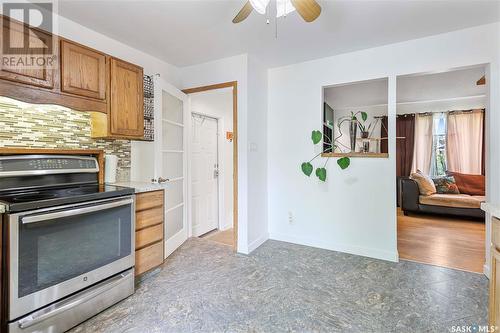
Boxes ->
[0,155,99,176]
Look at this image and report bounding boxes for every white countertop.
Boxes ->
[109,181,167,194]
[481,202,500,218]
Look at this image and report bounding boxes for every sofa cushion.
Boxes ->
[410,170,436,196]
[419,194,485,209]
[447,172,485,196]
[432,176,460,194]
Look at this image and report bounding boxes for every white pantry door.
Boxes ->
[191,113,219,236]
[154,78,188,257]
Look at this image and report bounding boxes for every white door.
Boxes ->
[191,113,219,236]
[154,78,188,257]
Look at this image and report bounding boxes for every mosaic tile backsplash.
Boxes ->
[0,97,131,182]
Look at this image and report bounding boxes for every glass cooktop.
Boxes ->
[0,184,135,212]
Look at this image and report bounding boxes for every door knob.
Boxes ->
[158,177,170,183]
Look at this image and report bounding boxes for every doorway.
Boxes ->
[395,65,487,273]
[183,82,238,250]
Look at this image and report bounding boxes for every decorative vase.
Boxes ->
[363,140,370,153]
[349,119,358,152]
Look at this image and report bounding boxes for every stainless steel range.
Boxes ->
[0,154,135,333]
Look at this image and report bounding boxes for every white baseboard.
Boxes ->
[484,263,491,279]
[247,233,269,254]
[165,229,187,258]
[269,232,399,262]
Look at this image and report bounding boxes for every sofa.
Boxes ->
[400,177,485,220]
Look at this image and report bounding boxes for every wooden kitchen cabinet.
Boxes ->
[0,15,144,139]
[0,17,55,89]
[109,58,144,138]
[135,190,164,276]
[491,217,500,328]
[60,40,107,100]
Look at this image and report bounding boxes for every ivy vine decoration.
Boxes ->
[301,111,368,182]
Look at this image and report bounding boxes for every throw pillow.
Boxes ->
[447,171,485,196]
[410,170,436,196]
[432,176,460,194]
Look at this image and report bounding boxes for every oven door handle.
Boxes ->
[21,198,134,224]
[17,269,133,329]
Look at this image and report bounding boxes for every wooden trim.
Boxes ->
[477,75,486,86]
[182,81,238,252]
[0,80,108,113]
[182,81,237,95]
[0,148,105,184]
[490,246,500,328]
[321,152,389,158]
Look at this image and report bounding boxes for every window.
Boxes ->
[429,113,447,177]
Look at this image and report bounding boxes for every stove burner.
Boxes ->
[12,193,57,202]
[66,186,102,195]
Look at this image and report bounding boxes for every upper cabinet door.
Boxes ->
[110,58,144,138]
[0,18,54,89]
[60,40,106,100]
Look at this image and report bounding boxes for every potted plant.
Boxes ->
[339,111,368,151]
[358,119,372,139]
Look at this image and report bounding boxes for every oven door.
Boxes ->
[8,196,134,321]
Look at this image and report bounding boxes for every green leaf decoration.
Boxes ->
[311,130,322,145]
[301,162,313,176]
[337,157,351,170]
[315,167,327,182]
[361,112,368,122]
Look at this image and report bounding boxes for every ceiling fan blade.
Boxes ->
[291,0,321,22]
[233,1,254,23]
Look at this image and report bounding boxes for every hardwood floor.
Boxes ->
[203,228,234,247]
[397,208,485,273]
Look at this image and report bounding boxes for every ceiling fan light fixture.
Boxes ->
[249,0,270,14]
[276,0,296,17]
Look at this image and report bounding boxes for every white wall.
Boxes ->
[267,23,500,265]
[190,88,234,230]
[180,54,250,253]
[246,56,269,252]
[180,54,269,254]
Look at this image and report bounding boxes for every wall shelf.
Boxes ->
[321,152,389,158]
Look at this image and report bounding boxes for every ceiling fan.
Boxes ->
[233,0,322,24]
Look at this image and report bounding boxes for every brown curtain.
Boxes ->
[396,114,415,177]
[411,113,433,174]
[380,116,388,153]
[447,109,484,175]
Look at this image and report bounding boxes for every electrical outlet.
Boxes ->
[288,211,293,224]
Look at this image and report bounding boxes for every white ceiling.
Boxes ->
[57,1,500,68]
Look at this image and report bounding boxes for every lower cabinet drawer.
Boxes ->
[136,224,163,250]
[136,206,163,230]
[135,241,163,276]
[136,190,164,211]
